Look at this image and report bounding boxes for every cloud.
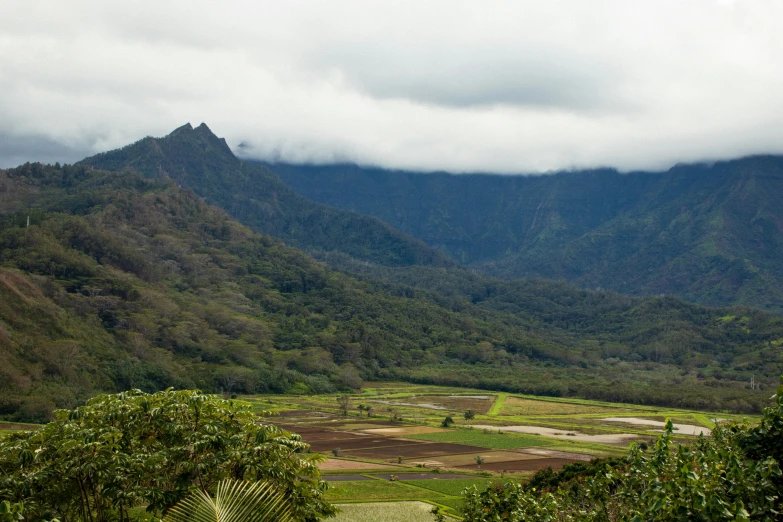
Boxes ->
[0,132,91,168]
[1,1,783,173]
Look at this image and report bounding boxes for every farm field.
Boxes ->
[0,384,757,519]
[325,476,496,520]
[245,381,757,517]
[0,422,40,439]
[332,501,444,522]
[325,480,450,501]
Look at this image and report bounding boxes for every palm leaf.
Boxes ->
[164,479,293,522]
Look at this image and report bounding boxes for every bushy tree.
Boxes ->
[0,389,335,522]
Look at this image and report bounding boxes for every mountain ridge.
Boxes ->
[79,124,455,269]
[269,156,783,312]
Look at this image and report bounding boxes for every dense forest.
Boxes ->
[1,160,781,421]
[269,156,783,313]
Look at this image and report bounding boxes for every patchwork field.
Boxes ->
[245,381,755,518]
[404,429,556,450]
[0,383,759,519]
[362,426,446,435]
[409,450,555,468]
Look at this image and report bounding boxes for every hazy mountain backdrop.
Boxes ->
[270,158,783,313]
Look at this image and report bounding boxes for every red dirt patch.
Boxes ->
[362,426,446,436]
[346,442,488,459]
[318,459,395,470]
[456,458,575,472]
[309,438,424,453]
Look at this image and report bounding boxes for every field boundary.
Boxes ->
[488,393,508,416]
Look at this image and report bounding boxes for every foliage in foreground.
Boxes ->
[163,479,292,522]
[0,389,335,522]
[462,381,783,521]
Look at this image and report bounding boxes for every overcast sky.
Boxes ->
[1,1,782,173]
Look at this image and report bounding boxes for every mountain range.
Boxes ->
[1,123,782,422]
[269,157,783,313]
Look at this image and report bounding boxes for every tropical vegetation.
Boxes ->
[0,389,334,521]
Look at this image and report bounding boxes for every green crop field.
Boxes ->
[499,396,630,416]
[436,496,468,511]
[241,382,762,516]
[325,480,448,502]
[401,478,496,496]
[332,501,443,522]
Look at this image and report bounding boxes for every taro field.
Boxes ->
[244,382,755,519]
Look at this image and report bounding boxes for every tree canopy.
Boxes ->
[0,389,334,522]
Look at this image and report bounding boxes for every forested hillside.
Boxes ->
[79,123,453,268]
[270,157,783,313]
[1,162,782,421]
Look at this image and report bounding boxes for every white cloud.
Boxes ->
[1,0,782,172]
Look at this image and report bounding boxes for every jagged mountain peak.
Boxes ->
[168,122,194,136]
[157,122,237,163]
[78,124,456,269]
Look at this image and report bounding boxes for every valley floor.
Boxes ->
[244,382,755,519]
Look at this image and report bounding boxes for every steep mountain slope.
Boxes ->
[79,124,454,268]
[2,162,782,420]
[270,158,783,312]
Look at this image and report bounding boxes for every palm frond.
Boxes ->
[164,479,293,522]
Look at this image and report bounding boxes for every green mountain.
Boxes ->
[1,161,782,421]
[269,158,783,313]
[79,123,453,268]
